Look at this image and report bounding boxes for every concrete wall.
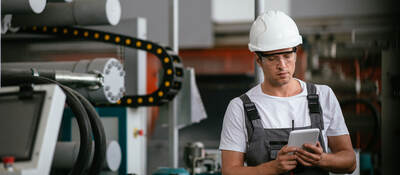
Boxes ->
[212,0,291,23]
[290,0,396,18]
[212,0,396,22]
[119,0,213,49]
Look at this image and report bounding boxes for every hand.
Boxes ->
[295,141,325,167]
[271,145,298,174]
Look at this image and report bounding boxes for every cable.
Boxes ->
[34,76,93,175]
[2,69,93,175]
[3,68,107,174]
[64,86,107,175]
[1,69,39,86]
[4,69,105,174]
[35,76,106,175]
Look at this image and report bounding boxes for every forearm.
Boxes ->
[222,161,279,175]
[319,150,356,173]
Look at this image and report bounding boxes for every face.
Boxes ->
[256,47,297,87]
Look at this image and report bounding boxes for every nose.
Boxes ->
[276,57,287,69]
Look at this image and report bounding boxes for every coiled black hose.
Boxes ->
[2,69,103,175]
[64,86,107,175]
[34,76,93,175]
[38,77,107,175]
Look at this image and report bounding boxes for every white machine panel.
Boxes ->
[0,84,66,175]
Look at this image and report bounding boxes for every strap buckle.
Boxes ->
[307,94,320,113]
[244,103,259,120]
[307,94,319,101]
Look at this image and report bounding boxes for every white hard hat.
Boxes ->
[248,10,302,52]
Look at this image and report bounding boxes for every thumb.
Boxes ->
[316,141,321,147]
[278,145,288,155]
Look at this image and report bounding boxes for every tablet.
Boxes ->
[288,128,320,148]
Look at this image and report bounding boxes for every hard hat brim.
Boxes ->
[248,35,302,52]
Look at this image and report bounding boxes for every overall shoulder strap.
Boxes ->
[306,82,324,130]
[306,82,327,152]
[239,94,263,142]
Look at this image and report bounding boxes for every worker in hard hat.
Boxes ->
[219,10,356,175]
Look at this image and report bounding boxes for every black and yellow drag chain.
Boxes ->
[20,26,183,107]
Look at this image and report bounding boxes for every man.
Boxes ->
[219,10,356,175]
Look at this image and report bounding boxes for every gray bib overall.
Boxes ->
[239,82,329,175]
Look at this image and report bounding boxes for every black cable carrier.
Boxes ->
[20,26,184,107]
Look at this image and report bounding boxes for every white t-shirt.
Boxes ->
[219,79,349,153]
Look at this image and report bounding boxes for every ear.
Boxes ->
[256,57,263,66]
[256,58,263,67]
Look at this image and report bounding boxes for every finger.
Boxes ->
[283,146,298,154]
[278,145,288,155]
[295,152,319,165]
[303,144,323,154]
[279,145,297,156]
[287,146,298,152]
[297,158,312,166]
[279,154,297,161]
[297,148,322,161]
[296,154,313,167]
[285,160,298,165]
[283,164,297,171]
[316,141,321,147]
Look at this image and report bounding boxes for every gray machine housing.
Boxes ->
[3,58,125,104]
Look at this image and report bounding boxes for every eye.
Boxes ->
[267,57,275,61]
[268,56,279,62]
[283,53,292,59]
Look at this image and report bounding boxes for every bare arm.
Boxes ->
[221,146,298,175]
[221,150,264,175]
[296,134,356,173]
[321,135,356,173]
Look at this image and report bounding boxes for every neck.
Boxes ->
[261,78,301,97]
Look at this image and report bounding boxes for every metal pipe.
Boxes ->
[316,43,381,59]
[1,0,46,14]
[254,0,265,84]
[255,0,265,18]
[2,58,125,104]
[168,0,179,169]
[169,0,179,54]
[309,77,378,94]
[54,71,104,88]
[12,0,121,26]
[0,2,2,87]
[5,69,104,88]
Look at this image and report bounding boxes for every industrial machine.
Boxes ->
[52,141,122,172]
[1,0,190,175]
[0,84,66,175]
[2,58,126,104]
[0,72,123,175]
[183,142,221,175]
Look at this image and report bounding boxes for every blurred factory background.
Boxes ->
[0,0,399,175]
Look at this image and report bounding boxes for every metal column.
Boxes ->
[381,49,400,175]
[254,0,265,84]
[168,0,179,169]
[0,2,2,87]
[255,0,265,18]
[170,0,179,54]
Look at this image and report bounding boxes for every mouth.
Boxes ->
[277,72,289,77]
[276,72,291,80]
